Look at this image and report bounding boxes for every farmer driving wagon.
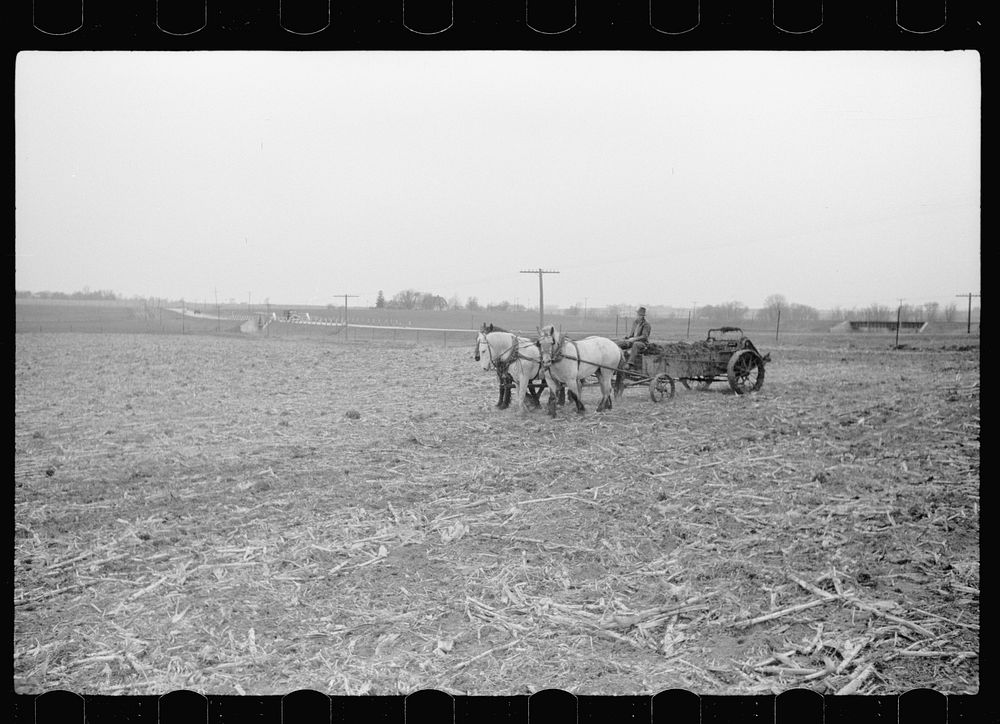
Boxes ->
[619,307,651,370]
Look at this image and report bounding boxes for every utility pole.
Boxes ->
[895,299,904,347]
[333,294,359,327]
[687,302,697,339]
[584,297,588,320]
[956,293,980,334]
[215,288,219,332]
[520,269,559,329]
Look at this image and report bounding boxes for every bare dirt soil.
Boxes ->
[14,331,979,695]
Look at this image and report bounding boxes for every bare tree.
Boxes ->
[923,302,939,322]
[418,293,448,310]
[719,301,748,321]
[943,303,958,322]
[788,303,820,321]
[761,294,787,323]
[899,304,925,323]
[390,289,421,309]
[863,303,892,322]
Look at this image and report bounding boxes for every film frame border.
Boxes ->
[10,1,987,723]
[16,0,987,49]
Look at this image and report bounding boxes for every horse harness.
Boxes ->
[542,335,608,373]
[541,335,577,368]
[483,336,540,379]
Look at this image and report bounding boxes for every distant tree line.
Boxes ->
[374,289,531,313]
[827,301,959,323]
[17,288,119,300]
[763,294,960,323]
[23,287,964,324]
[375,289,450,310]
[565,295,967,324]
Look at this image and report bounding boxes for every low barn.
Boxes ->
[829,320,928,333]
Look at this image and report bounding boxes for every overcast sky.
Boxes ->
[15,51,979,311]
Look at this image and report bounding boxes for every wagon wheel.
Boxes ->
[726,350,765,394]
[649,373,676,402]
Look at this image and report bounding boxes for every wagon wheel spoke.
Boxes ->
[649,373,675,402]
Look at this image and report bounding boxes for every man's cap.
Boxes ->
[637,307,646,314]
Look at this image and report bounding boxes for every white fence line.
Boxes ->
[272,319,480,334]
[343,323,478,334]
[167,307,484,336]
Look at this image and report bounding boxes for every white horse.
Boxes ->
[475,324,546,412]
[537,324,623,416]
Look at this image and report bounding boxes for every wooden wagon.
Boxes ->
[614,327,770,400]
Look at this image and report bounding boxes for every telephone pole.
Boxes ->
[956,293,980,334]
[520,269,559,329]
[333,294,359,327]
[895,298,904,347]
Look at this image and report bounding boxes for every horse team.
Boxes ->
[475,323,623,417]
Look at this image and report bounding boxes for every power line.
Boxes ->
[520,269,559,329]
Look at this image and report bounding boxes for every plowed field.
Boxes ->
[14,331,979,696]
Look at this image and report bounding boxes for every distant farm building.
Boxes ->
[829,320,928,333]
